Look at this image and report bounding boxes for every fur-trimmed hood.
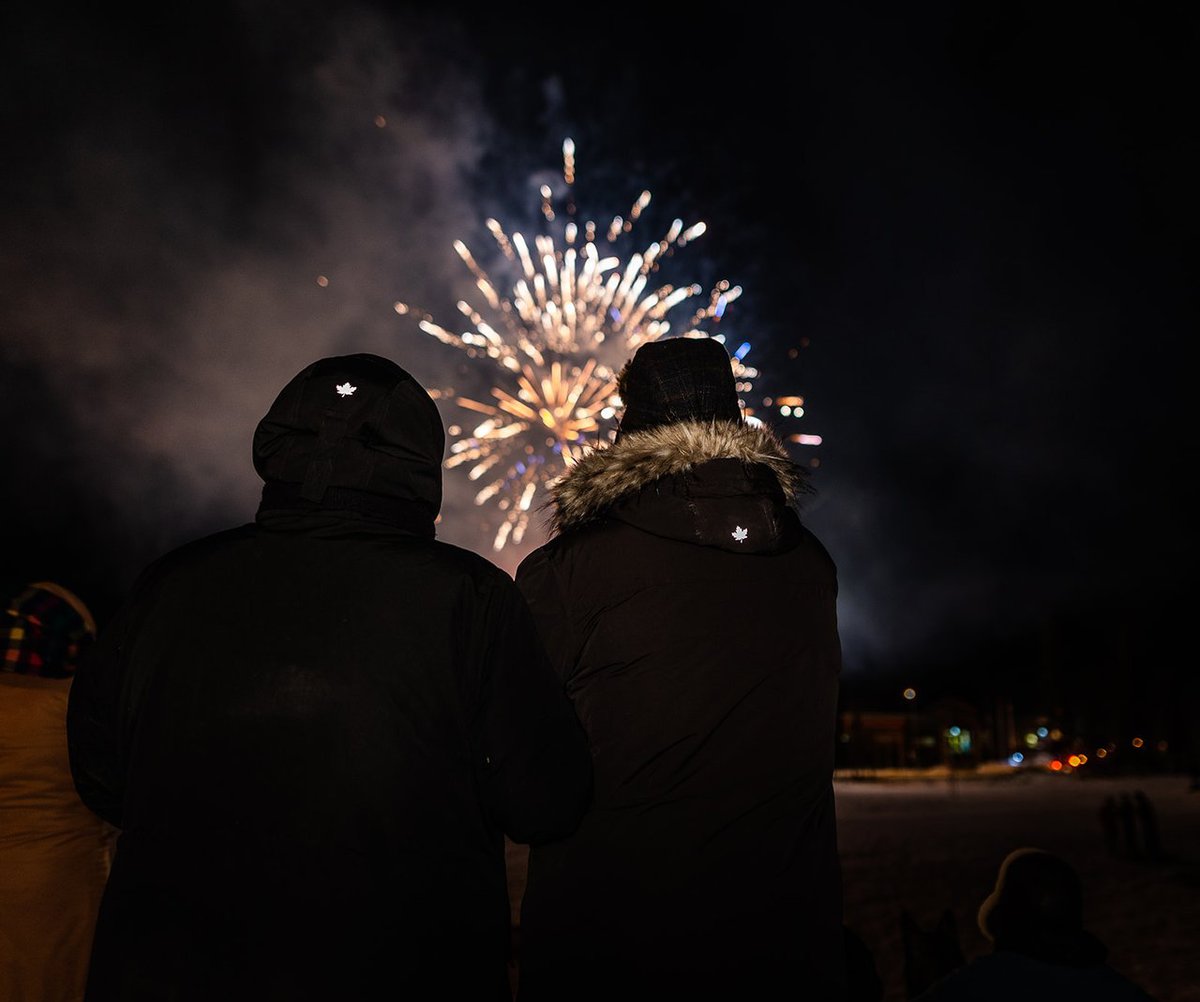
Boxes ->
[546,420,810,552]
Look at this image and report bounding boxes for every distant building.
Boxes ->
[836,710,908,770]
[836,695,1001,772]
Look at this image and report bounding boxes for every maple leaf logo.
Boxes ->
[336,382,357,397]
[731,525,749,543]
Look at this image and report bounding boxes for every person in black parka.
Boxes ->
[67,353,593,1002]
[513,337,847,1000]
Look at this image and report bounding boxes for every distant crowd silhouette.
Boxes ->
[1099,790,1166,861]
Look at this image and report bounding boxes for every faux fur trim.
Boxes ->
[546,420,808,534]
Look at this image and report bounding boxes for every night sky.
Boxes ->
[2,4,1194,711]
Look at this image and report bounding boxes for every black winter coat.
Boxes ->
[514,420,846,1000]
[67,354,593,1001]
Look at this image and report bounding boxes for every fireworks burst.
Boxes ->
[395,138,817,551]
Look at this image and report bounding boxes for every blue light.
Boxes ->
[714,298,728,318]
[1008,752,1025,766]
[515,462,526,474]
[948,726,961,737]
[1037,727,1049,738]
[734,341,751,360]
[609,307,622,322]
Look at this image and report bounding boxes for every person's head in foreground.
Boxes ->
[252,352,445,533]
[614,334,744,438]
[548,335,809,546]
[978,847,1107,966]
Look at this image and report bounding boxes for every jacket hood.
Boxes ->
[546,420,810,553]
[253,354,444,533]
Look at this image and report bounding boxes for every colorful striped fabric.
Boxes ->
[1,581,95,678]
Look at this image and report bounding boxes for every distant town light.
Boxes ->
[1096,748,1108,758]
[948,726,961,737]
[1008,752,1025,766]
[1050,760,1063,771]
[1132,737,1144,748]
[1036,727,1049,738]
[903,688,917,701]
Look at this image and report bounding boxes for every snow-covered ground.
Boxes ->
[829,772,1195,1000]
[506,773,1200,1000]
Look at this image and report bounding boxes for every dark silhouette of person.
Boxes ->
[1118,792,1142,858]
[67,353,593,1001]
[1099,794,1121,857]
[512,337,846,1000]
[1134,790,1163,861]
[913,847,1157,1000]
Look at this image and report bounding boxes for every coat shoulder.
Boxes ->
[427,538,520,589]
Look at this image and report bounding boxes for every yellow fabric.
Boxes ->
[1,674,117,1002]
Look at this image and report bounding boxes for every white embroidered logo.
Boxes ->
[732,525,749,543]
[336,383,357,397]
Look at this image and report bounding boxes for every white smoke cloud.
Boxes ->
[2,4,505,584]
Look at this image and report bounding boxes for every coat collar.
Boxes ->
[546,420,808,535]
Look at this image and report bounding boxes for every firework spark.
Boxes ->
[395,138,809,551]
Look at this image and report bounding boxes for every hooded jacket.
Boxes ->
[67,354,592,1001]
[514,419,846,1000]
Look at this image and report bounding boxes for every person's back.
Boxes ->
[514,338,845,1000]
[67,354,592,1001]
